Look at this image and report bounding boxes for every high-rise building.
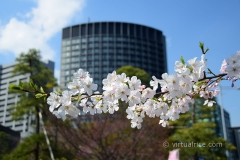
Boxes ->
[230,126,240,160]
[0,60,54,138]
[215,107,240,160]
[60,22,167,90]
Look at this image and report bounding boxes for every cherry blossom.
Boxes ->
[45,49,240,129]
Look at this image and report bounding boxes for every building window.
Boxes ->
[108,36,113,41]
[95,61,99,65]
[117,37,122,41]
[72,51,80,56]
[63,28,70,39]
[62,58,70,63]
[88,43,94,48]
[81,43,86,48]
[63,64,70,69]
[94,43,99,47]
[103,43,108,47]
[103,61,108,65]
[94,55,99,59]
[94,23,99,35]
[123,23,128,35]
[88,24,93,35]
[71,57,79,62]
[116,43,121,47]
[94,79,100,84]
[109,67,114,71]
[108,42,114,47]
[72,45,80,50]
[88,55,92,60]
[108,55,114,60]
[102,54,108,59]
[109,23,114,34]
[80,62,86,67]
[81,25,86,36]
[72,26,79,37]
[88,37,94,42]
[81,55,86,60]
[88,67,93,72]
[63,46,70,52]
[71,63,79,68]
[62,39,71,46]
[101,23,107,34]
[117,49,123,53]
[116,23,121,35]
[103,73,108,78]
[94,37,99,41]
[88,49,93,54]
[81,37,87,43]
[102,36,108,41]
[94,67,99,72]
[109,60,114,65]
[81,49,86,54]
[122,43,128,48]
[130,38,136,43]
[103,49,108,53]
[63,52,71,57]
[103,67,108,71]
[72,38,80,44]
[117,55,122,60]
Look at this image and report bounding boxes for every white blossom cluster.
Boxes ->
[47,69,98,120]
[46,52,238,129]
[220,51,240,79]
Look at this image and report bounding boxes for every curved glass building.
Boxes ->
[60,22,167,90]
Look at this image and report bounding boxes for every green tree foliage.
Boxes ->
[168,97,236,160]
[116,65,151,86]
[12,49,56,91]
[8,49,58,159]
[9,49,57,120]
[0,132,11,159]
[2,133,74,160]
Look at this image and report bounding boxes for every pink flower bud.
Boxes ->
[139,85,146,91]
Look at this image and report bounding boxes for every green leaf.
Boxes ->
[29,80,38,90]
[19,81,24,88]
[29,80,34,88]
[205,48,209,53]
[186,65,193,73]
[77,94,82,104]
[9,84,21,91]
[180,56,185,64]
[35,93,45,98]
[43,96,46,102]
[56,90,62,94]
[199,42,204,50]
[40,87,44,93]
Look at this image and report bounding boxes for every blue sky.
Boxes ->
[0,0,239,126]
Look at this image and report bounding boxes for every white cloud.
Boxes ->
[0,0,85,60]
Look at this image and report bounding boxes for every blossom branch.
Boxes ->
[10,47,240,129]
[199,73,227,81]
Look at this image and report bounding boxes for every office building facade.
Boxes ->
[60,22,167,90]
[230,126,240,160]
[0,60,54,137]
